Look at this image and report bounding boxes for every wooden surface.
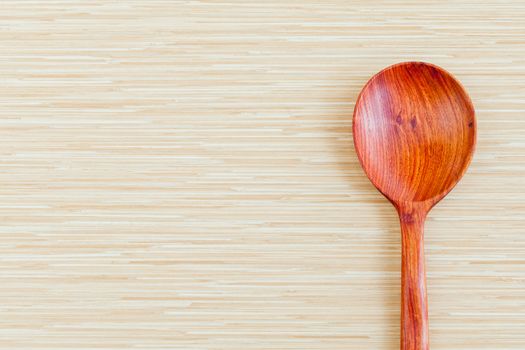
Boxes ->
[0,1,524,349]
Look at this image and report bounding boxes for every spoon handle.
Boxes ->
[399,209,429,350]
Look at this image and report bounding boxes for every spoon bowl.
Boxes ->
[353,62,476,350]
[354,62,476,207]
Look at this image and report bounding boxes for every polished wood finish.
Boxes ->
[353,62,476,350]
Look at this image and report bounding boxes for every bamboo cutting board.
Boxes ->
[0,1,524,349]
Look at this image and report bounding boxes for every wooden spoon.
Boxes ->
[352,62,476,350]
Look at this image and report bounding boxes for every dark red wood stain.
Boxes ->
[353,62,476,350]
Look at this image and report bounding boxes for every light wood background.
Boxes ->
[1,1,524,349]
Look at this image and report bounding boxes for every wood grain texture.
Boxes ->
[353,62,476,205]
[399,209,428,350]
[353,62,477,350]
[0,1,524,349]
